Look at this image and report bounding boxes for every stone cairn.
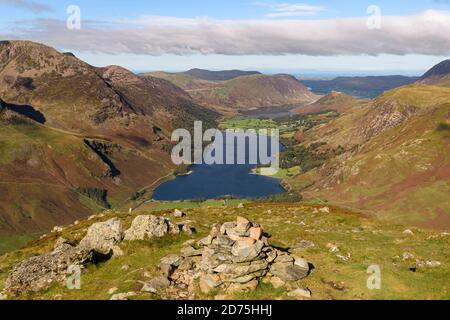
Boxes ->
[153,216,310,297]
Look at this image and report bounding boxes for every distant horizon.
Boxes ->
[132,67,425,78]
[1,1,449,73]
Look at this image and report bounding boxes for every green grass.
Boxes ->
[0,235,35,255]
[147,199,248,212]
[253,166,301,179]
[1,203,448,300]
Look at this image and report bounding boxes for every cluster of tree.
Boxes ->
[280,141,345,172]
[75,187,110,209]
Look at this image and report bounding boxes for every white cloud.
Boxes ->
[0,0,50,13]
[256,2,325,17]
[2,10,450,56]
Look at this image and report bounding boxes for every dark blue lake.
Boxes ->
[152,132,286,201]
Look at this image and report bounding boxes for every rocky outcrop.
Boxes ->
[79,218,124,255]
[3,239,94,297]
[3,215,194,298]
[124,215,179,241]
[147,217,311,298]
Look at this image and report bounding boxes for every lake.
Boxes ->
[152,132,286,201]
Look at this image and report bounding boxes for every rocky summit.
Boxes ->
[144,217,310,298]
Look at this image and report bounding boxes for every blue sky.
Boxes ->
[1,0,450,75]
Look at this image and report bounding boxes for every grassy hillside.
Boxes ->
[184,69,261,81]
[0,110,175,245]
[0,202,448,300]
[285,84,450,229]
[146,71,317,113]
[292,92,360,115]
[142,71,218,91]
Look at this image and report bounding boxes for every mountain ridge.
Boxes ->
[184,68,262,81]
[145,71,317,113]
[418,59,450,87]
[302,75,419,99]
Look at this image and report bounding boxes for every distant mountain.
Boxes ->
[145,70,317,113]
[418,59,450,87]
[420,59,450,79]
[184,68,262,81]
[292,91,360,115]
[0,40,218,238]
[302,75,418,99]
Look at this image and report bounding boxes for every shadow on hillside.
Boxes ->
[5,102,46,124]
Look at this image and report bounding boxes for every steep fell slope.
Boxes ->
[0,41,218,241]
[0,41,217,138]
[289,84,450,229]
[0,105,173,237]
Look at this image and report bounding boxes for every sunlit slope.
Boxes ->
[292,92,360,115]
[147,71,317,112]
[290,84,450,229]
[0,112,173,237]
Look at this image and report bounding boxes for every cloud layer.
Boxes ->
[3,10,450,56]
[0,0,50,13]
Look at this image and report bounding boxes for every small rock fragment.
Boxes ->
[403,229,414,236]
[160,254,184,268]
[269,276,286,289]
[110,292,137,300]
[174,209,186,218]
[141,276,171,293]
[288,288,311,299]
[108,287,118,295]
[403,252,415,261]
[199,273,222,294]
[249,227,263,240]
[426,260,441,267]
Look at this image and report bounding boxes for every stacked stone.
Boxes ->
[157,217,310,295]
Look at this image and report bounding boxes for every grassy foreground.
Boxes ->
[0,202,448,300]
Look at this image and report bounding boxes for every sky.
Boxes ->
[0,0,450,75]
